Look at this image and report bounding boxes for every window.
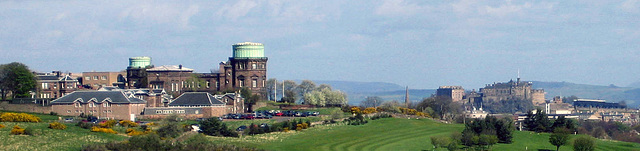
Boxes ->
[75,103,80,108]
[239,80,244,87]
[67,110,71,113]
[252,63,257,69]
[42,83,49,89]
[93,76,98,80]
[216,81,220,88]
[252,79,257,88]
[177,110,185,114]
[103,102,110,107]
[156,110,162,114]
[206,81,210,88]
[85,76,91,81]
[101,76,107,80]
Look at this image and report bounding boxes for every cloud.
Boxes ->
[215,0,258,20]
[375,0,426,17]
[620,0,640,13]
[119,2,201,30]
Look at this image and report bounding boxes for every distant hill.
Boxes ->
[311,80,434,105]
[312,80,405,93]
[532,81,640,108]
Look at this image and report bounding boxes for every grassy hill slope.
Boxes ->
[209,118,640,151]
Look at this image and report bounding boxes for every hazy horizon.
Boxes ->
[1,1,639,89]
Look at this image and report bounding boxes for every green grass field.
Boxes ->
[2,111,640,151]
[209,118,640,151]
[0,112,127,151]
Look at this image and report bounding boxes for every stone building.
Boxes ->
[127,42,268,99]
[479,78,545,105]
[436,86,465,102]
[82,71,126,89]
[50,91,146,120]
[36,71,79,99]
[142,92,244,119]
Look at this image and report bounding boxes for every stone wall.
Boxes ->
[0,101,52,114]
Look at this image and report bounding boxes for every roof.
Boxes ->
[147,65,194,72]
[37,75,60,81]
[169,92,224,106]
[50,91,146,104]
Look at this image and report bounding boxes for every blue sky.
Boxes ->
[1,0,639,89]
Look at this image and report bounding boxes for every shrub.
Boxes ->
[77,122,95,129]
[126,128,148,136]
[91,126,117,134]
[199,117,237,137]
[362,107,377,114]
[0,124,5,129]
[49,112,57,116]
[24,126,38,136]
[350,106,362,114]
[119,120,138,127]
[10,125,25,135]
[146,122,157,126]
[49,122,67,130]
[98,120,117,128]
[0,112,42,122]
[573,136,595,151]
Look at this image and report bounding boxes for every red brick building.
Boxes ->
[50,91,146,120]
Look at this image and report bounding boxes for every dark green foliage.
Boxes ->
[157,115,183,138]
[370,113,392,120]
[430,135,452,149]
[461,115,513,149]
[0,62,37,100]
[549,128,570,151]
[573,136,595,151]
[24,126,37,136]
[240,87,260,112]
[198,117,237,137]
[524,109,552,132]
[77,121,96,129]
[345,113,367,125]
[82,133,263,151]
[282,90,297,104]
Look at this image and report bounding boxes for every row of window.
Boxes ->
[155,110,186,114]
[84,76,108,81]
[237,63,266,70]
[66,110,112,113]
[74,102,115,108]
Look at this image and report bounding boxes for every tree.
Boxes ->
[533,109,551,132]
[416,96,460,120]
[573,136,595,151]
[157,114,182,138]
[549,128,570,151]
[495,117,514,143]
[296,80,316,103]
[282,90,297,104]
[0,62,36,100]
[240,88,259,112]
[361,96,384,108]
[303,90,326,106]
[562,95,579,104]
[322,88,347,106]
[430,136,451,149]
[198,117,237,137]
[265,78,279,101]
[523,110,536,131]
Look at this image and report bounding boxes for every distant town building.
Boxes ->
[436,86,465,102]
[143,92,244,118]
[479,78,545,105]
[126,56,153,89]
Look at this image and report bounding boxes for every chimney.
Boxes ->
[179,64,182,69]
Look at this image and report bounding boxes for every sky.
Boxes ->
[1,0,639,90]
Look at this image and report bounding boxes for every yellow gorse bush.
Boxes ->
[48,122,67,130]
[362,107,377,114]
[98,120,117,128]
[119,120,138,127]
[0,112,42,122]
[91,126,117,134]
[0,124,5,129]
[350,106,362,114]
[10,125,25,135]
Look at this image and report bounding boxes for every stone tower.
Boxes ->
[229,42,268,99]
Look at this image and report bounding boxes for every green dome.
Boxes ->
[232,42,265,58]
[129,56,151,68]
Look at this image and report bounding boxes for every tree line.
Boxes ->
[265,79,347,106]
[0,62,37,101]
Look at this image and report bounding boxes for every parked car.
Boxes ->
[244,114,255,119]
[255,113,265,119]
[63,118,74,123]
[236,125,247,131]
[274,112,284,116]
